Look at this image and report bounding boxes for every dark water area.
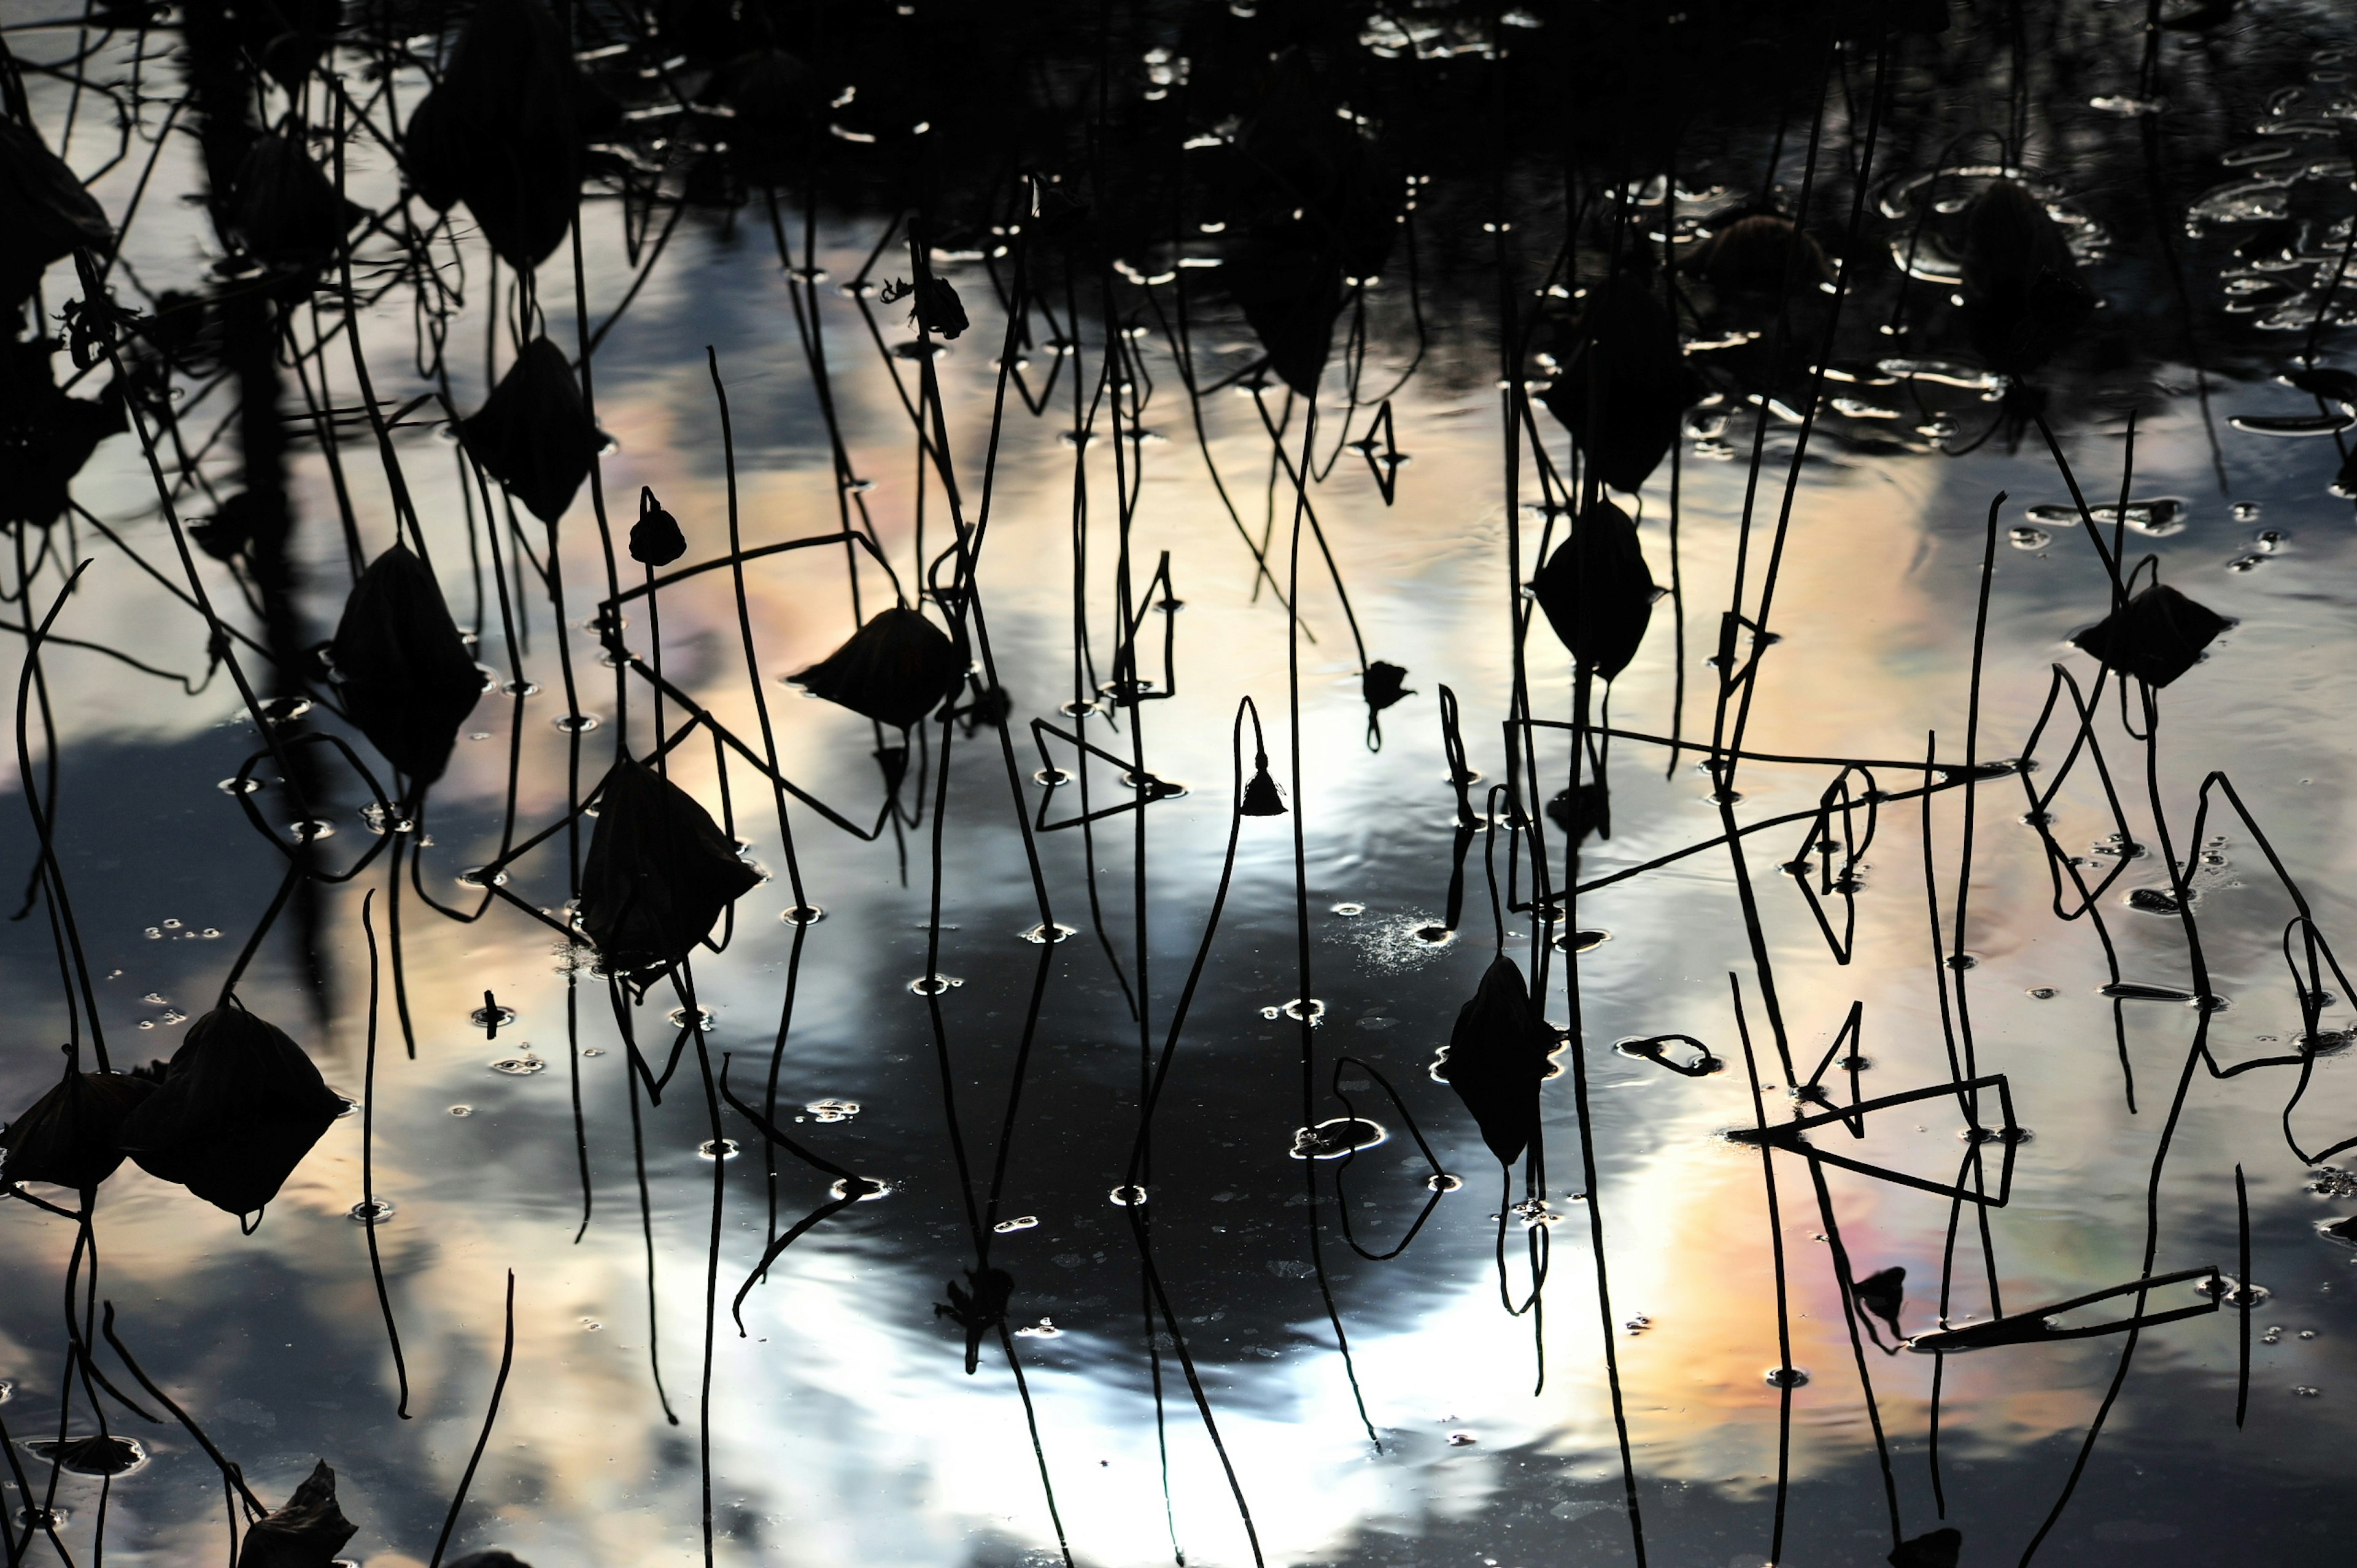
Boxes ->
[4,2,2357,1566]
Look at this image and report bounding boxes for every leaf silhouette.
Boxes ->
[398,0,594,268]
[227,133,362,272]
[789,606,964,730]
[329,544,484,786]
[1541,280,1705,493]
[1887,1528,1962,1568]
[0,1052,156,1192]
[1959,180,2095,374]
[2070,581,2231,688]
[0,118,112,306]
[1532,497,1655,679]
[1684,212,1831,298]
[1431,956,1557,1167]
[578,758,762,979]
[117,1008,347,1216]
[235,1459,357,1568]
[458,337,605,524]
[1,337,123,530]
[1362,660,1414,714]
[1854,1264,1906,1338]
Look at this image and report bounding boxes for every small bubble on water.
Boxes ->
[471,1002,519,1030]
[449,1105,473,1117]
[1014,1318,1061,1338]
[217,776,260,795]
[1020,922,1078,945]
[2009,526,2051,549]
[551,713,601,733]
[804,1099,862,1122]
[994,1215,1040,1233]
[1427,1172,1463,1192]
[1331,902,1366,916]
[347,1198,396,1224]
[1763,1366,1811,1389]
[489,1056,544,1076]
[2294,1386,2321,1397]
[1413,924,1456,946]
[668,1005,716,1031]
[830,1176,891,1200]
[1444,1432,1477,1446]
[780,905,827,925]
[582,1319,603,1331]
[582,1047,605,1057]
[2233,501,2262,521]
[1259,997,1325,1024]
[1109,1184,1148,1207]
[699,1139,740,1161]
[908,974,964,995]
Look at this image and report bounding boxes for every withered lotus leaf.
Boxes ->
[116,1007,346,1216]
[790,606,964,730]
[235,1459,357,1568]
[458,337,603,524]
[0,118,112,306]
[1532,497,1656,679]
[1431,956,1557,1167]
[1887,1527,1963,1568]
[1959,180,2094,375]
[2069,581,2230,688]
[579,758,762,978]
[0,1054,156,1191]
[1684,212,1831,298]
[1361,660,1414,713]
[398,0,589,269]
[1541,280,1705,494]
[1854,1264,1906,1338]
[228,133,362,271]
[329,544,484,786]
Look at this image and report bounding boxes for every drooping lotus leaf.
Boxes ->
[1532,497,1656,679]
[0,117,112,305]
[458,337,603,524]
[790,607,964,730]
[1887,1527,1963,1568]
[329,544,484,786]
[1362,660,1414,713]
[228,133,362,271]
[1854,1264,1906,1338]
[399,0,590,268]
[0,1054,156,1191]
[1225,238,1345,398]
[578,758,762,978]
[117,1007,347,1216]
[2069,581,2230,688]
[235,1459,357,1568]
[1959,180,2095,375]
[1541,280,1706,494]
[1431,955,1557,1167]
[1,336,123,530]
[1684,212,1832,298]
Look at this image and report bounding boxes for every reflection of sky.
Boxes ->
[10,64,2357,1568]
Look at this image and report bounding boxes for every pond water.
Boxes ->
[4,3,2357,1567]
